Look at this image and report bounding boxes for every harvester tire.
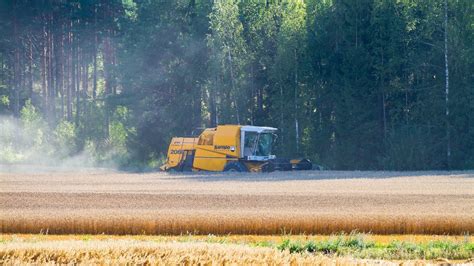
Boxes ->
[294,159,313,170]
[272,158,292,171]
[224,162,248,172]
[261,162,275,172]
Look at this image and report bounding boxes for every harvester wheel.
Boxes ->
[224,162,248,172]
[261,162,275,172]
[294,158,312,170]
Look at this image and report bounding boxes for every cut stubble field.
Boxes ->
[1,170,473,235]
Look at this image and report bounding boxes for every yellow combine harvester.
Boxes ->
[160,125,312,172]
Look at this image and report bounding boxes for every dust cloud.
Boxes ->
[0,116,115,173]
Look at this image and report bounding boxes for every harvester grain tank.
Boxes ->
[160,125,313,172]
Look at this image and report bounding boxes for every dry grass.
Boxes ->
[1,234,469,245]
[1,170,473,235]
[0,240,330,265]
[0,239,466,265]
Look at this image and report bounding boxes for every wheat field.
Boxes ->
[1,170,473,235]
[1,233,469,244]
[0,239,462,265]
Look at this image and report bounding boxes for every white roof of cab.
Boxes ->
[241,125,277,133]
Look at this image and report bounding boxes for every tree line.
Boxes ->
[0,0,473,170]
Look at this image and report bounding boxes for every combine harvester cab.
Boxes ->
[160,125,313,172]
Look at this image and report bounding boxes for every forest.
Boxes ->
[0,0,472,170]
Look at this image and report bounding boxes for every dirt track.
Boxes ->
[1,170,473,234]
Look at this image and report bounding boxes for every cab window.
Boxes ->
[256,133,273,156]
[243,132,258,156]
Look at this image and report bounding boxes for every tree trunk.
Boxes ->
[93,4,98,100]
[294,48,299,155]
[75,45,81,126]
[42,24,48,115]
[62,23,67,119]
[381,50,387,140]
[250,65,255,125]
[257,85,263,126]
[82,51,88,120]
[210,73,218,127]
[67,28,73,121]
[104,34,111,138]
[48,12,55,123]
[444,0,450,169]
[58,24,64,118]
[13,1,20,117]
[28,38,33,100]
[228,49,239,124]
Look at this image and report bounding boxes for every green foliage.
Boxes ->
[383,125,444,170]
[54,120,77,157]
[109,106,130,155]
[207,0,250,124]
[20,101,46,148]
[0,101,50,163]
[384,240,472,260]
[1,0,473,170]
[0,95,9,106]
[275,234,472,260]
[0,145,24,163]
[252,240,274,248]
[109,121,127,151]
[21,100,44,128]
[121,0,137,21]
[82,106,133,167]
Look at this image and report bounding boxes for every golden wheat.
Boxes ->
[2,212,473,235]
[0,239,449,265]
[2,233,468,245]
[1,170,473,235]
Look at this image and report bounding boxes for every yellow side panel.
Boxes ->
[212,125,241,158]
[192,125,242,172]
[165,137,198,169]
[193,148,228,171]
[163,125,242,172]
